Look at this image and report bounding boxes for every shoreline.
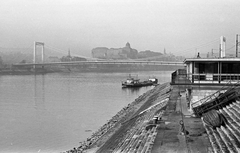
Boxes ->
[64,82,171,153]
[64,79,216,153]
[0,65,183,75]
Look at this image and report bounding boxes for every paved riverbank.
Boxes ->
[151,85,212,153]
[65,83,212,153]
[64,83,170,153]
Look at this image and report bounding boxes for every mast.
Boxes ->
[236,34,239,57]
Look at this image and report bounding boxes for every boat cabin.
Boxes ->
[184,58,240,85]
[125,78,140,84]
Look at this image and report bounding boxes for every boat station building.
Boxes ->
[171,35,240,115]
[184,58,240,85]
[167,36,240,152]
[182,57,240,112]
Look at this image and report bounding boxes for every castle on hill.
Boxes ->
[91,42,138,59]
[91,43,184,61]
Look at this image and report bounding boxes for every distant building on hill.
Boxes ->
[60,49,87,62]
[137,50,163,59]
[91,47,109,59]
[92,42,138,59]
[47,56,61,62]
[91,43,184,61]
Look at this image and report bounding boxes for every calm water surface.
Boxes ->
[0,71,171,153]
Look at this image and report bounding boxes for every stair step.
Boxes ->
[217,127,237,153]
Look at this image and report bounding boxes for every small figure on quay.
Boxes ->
[197,52,201,58]
[179,120,189,135]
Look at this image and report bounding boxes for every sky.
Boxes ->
[0,0,240,57]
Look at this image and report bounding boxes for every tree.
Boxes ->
[0,56,4,68]
[20,60,26,63]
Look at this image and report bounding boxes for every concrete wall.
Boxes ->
[188,89,220,111]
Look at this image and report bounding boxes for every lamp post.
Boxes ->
[211,49,218,58]
[236,34,240,57]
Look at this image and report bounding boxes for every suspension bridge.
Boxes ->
[12,42,185,69]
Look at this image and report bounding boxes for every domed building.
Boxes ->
[92,42,138,59]
[122,42,138,59]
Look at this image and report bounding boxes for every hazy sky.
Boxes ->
[0,0,240,57]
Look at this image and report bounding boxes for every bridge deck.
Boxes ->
[13,61,185,66]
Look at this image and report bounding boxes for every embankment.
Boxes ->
[4,64,184,75]
[64,82,171,153]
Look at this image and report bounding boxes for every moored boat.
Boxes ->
[122,75,158,88]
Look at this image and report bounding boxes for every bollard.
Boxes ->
[153,116,158,124]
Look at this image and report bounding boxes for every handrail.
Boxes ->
[190,73,240,82]
[191,80,240,108]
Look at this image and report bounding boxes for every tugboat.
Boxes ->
[122,75,158,88]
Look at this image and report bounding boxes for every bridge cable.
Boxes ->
[44,45,99,60]
[177,39,219,54]
[136,39,219,60]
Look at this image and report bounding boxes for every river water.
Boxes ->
[0,71,172,153]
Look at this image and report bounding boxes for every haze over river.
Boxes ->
[0,71,172,153]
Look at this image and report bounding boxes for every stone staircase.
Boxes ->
[112,99,168,153]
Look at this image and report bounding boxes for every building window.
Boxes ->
[195,62,218,74]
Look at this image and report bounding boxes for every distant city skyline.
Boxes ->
[1,0,240,58]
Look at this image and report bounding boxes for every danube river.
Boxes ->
[0,71,172,153]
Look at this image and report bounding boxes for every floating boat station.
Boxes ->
[66,35,240,153]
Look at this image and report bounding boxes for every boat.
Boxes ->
[122,75,158,88]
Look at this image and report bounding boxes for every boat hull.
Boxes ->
[122,80,158,88]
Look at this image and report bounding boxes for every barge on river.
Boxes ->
[122,75,158,88]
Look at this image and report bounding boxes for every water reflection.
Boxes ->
[122,86,153,95]
[0,71,171,152]
[122,87,140,94]
[34,74,45,110]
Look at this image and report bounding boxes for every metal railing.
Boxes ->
[191,80,240,108]
[187,73,240,84]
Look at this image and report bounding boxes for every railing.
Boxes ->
[191,82,230,108]
[191,81,240,108]
[187,73,240,84]
[13,61,185,66]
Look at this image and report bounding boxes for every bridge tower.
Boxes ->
[33,42,44,68]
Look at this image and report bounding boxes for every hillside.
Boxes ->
[0,47,65,64]
[92,43,185,62]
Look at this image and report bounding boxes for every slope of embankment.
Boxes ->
[65,83,171,153]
